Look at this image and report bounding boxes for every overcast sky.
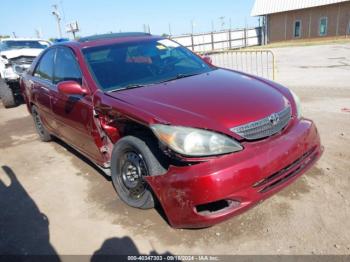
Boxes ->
[0,0,258,39]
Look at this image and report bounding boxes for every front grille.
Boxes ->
[252,147,317,193]
[231,106,291,140]
[9,56,35,65]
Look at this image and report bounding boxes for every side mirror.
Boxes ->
[202,55,213,65]
[57,81,88,96]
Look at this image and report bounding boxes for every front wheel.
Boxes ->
[111,136,166,209]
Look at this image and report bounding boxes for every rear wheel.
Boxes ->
[31,105,52,142]
[0,79,16,108]
[111,136,166,209]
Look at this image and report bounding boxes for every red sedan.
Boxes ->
[21,33,322,228]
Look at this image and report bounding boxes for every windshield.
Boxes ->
[0,40,50,51]
[82,39,214,91]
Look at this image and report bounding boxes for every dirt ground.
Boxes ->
[0,43,349,257]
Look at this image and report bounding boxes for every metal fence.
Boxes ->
[203,50,276,80]
[171,27,262,52]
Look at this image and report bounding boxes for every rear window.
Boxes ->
[85,49,111,63]
[1,40,50,51]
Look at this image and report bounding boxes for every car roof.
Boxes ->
[59,32,162,49]
[78,32,151,43]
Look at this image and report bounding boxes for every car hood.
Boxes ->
[0,48,43,59]
[106,69,290,135]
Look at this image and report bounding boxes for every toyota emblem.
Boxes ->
[268,113,280,126]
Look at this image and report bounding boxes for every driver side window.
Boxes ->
[34,49,55,82]
[54,47,82,84]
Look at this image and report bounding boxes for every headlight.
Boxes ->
[290,90,302,119]
[12,64,25,75]
[151,124,243,157]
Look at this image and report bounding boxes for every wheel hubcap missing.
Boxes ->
[120,151,148,199]
[34,111,45,136]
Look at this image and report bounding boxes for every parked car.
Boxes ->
[21,33,323,228]
[52,38,70,43]
[0,38,50,107]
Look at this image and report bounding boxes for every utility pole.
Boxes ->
[143,24,150,34]
[35,28,42,38]
[191,20,195,34]
[168,23,172,37]
[52,4,63,38]
[219,16,225,31]
[66,21,79,39]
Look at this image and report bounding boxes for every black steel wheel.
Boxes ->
[31,105,52,142]
[118,150,148,200]
[111,135,166,209]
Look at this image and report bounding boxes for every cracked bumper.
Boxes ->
[146,119,323,228]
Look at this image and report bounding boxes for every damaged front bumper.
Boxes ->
[145,119,323,228]
[3,66,20,81]
[3,64,30,81]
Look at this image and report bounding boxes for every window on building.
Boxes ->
[294,20,301,38]
[319,17,328,36]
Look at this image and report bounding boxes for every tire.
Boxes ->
[111,135,166,209]
[0,79,16,108]
[31,105,52,142]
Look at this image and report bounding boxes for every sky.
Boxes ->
[0,0,258,39]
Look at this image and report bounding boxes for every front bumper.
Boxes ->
[146,119,323,228]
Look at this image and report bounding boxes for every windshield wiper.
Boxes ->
[106,72,202,92]
[157,72,201,84]
[107,83,147,93]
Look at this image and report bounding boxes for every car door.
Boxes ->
[51,46,104,162]
[31,48,56,131]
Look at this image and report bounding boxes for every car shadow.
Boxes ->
[91,236,178,261]
[0,166,175,260]
[0,165,60,260]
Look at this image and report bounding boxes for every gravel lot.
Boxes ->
[0,43,349,257]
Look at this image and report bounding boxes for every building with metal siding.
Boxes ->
[251,0,350,43]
